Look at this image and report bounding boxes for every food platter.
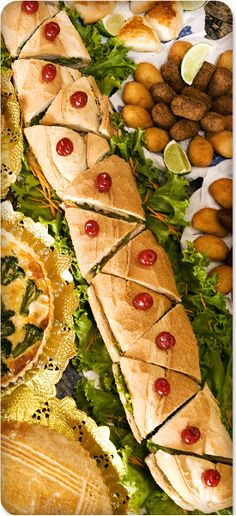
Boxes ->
[1,1,233,514]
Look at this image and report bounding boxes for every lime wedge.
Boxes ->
[163,140,191,174]
[103,13,125,36]
[181,1,206,10]
[181,42,211,85]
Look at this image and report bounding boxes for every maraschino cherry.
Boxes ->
[154,378,170,396]
[138,249,157,266]
[56,138,74,156]
[181,426,201,444]
[22,1,39,14]
[42,63,57,82]
[70,91,88,108]
[132,292,153,310]
[44,21,60,41]
[96,173,112,193]
[202,469,221,487]
[156,331,176,350]
[84,220,99,238]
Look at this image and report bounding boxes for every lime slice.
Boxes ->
[181,1,206,10]
[103,13,125,36]
[163,140,191,174]
[181,42,211,85]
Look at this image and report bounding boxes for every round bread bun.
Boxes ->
[1,421,113,515]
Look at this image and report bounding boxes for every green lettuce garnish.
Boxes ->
[1,37,12,70]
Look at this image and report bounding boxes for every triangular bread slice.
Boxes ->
[85,133,110,169]
[102,229,180,301]
[65,1,115,24]
[118,16,161,52]
[1,1,58,57]
[151,384,232,458]
[63,155,145,220]
[13,59,81,125]
[19,10,90,64]
[40,75,111,137]
[124,304,201,382]
[113,357,199,441]
[146,450,232,514]
[64,204,143,282]
[91,275,171,353]
[24,126,86,198]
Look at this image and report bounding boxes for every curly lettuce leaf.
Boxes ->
[1,37,12,70]
[146,489,185,515]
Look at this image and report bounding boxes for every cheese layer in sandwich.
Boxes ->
[24,126,109,198]
[130,1,158,14]
[66,1,116,24]
[90,274,171,353]
[12,59,81,125]
[146,450,232,514]
[63,155,145,220]
[1,421,112,515]
[152,383,232,458]
[102,229,180,301]
[64,204,143,282]
[145,1,184,42]
[118,16,161,52]
[41,75,112,137]
[113,357,199,441]
[125,304,201,382]
[1,1,58,58]
[19,10,90,64]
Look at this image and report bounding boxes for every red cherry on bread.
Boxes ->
[202,469,221,487]
[132,292,153,310]
[84,220,99,238]
[96,173,112,193]
[181,426,201,444]
[70,91,88,109]
[42,63,57,82]
[22,1,39,14]
[138,249,157,265]
[56,138,74,156]
[156,331,176,350]
[44,21,60,41]
[154,378,170,396]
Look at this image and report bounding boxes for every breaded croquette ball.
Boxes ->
[201,112,225,134]
[224,115,232,131]
[207,67,232,97]
[209,178,232,209]
[181,86,212,110]
[212,96,232,116]
[170,119,200,141]
[207,131,232,158]
[144,127,169,152]
[134,62,164,90]
[121,105,153,129]
[192,61,216,91]
[150,82,175,104]
[216,50,232,71]
[171,95,207,121]
[217,208,232,232]
[208,265,232,294]
[192,208,228,238]
[194,235,229,262]
[161,62,185,93]
[188,135,213,167]
[151,103,177,129]
[168,41,193,66]
[123,81,154,111]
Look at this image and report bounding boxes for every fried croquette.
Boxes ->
[224,115,232,131]
[151,103,177,129]
[144,127,169,152]
[121,105,153,129]
[170,119,200,141]
[192,61,216,91]
[208,265,232,295]
[207,130,232,158]
[160,62,185,93]
[207,67,232,97]
[188,135,213,167]
[123,81,154,111]
[168,40,193,66]
[194,235,229,262]
[134,62,164,90]
[212,95,232,116]
[200,112,225,134]
[209,178,232,209]
[217,208,232,232]
[181,86,212,110]
[171,95,207,121]
[150,82,176,104]
[216,50,232,71]
[192,208,228,238]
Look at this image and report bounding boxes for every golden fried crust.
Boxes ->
[161,62,185,93]
[209,178,232,209]
[194,235,229,262]
[192,61,216,91]
[200,112,225,134]
[118,16,161,52]
[181,86,212,111]
[207,67,232,97]
[192,208,228,238]
[171,96,207,121]
[170,119,200,141]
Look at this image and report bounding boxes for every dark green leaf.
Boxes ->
[20,279,42,315]
[12,324,43,358]
[1,256,25,285]
[1,338,12,358]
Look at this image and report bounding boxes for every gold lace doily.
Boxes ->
[1,70,23,199]
[1,201,78,397]
[1,385,129,514]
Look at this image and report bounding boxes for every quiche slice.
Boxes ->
[1,230,53,387]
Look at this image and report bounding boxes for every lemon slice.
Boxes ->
[102,13,125,36]
[163,140,191,175]
[181,1,206,10]
[181,42,211,85]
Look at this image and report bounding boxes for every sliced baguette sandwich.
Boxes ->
[19,10,90,65]
[1,1,58,57]
[146,450,232,513]
[113,357,199,441]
